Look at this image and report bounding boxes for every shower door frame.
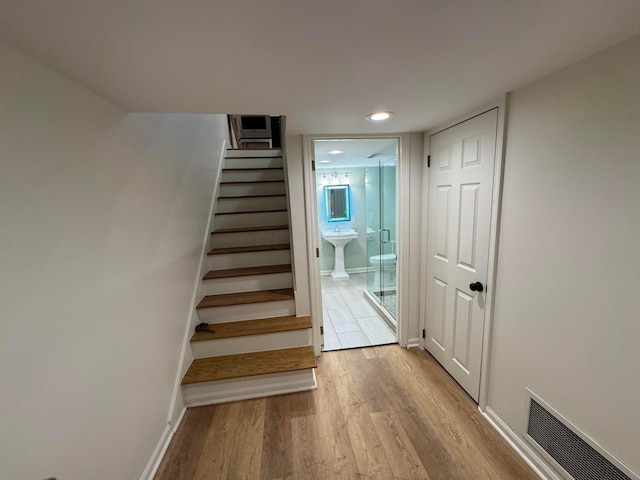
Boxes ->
[302,134,411,355]
[365,157,398,324]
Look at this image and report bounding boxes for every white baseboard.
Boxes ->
[481,406,561,480]
[183,368,317,407]
[140,407,187,480]
[406,337,420,348]
[320,267,368,276]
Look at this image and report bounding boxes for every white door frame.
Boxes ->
[302,134,411,355]
[421,94,509,410]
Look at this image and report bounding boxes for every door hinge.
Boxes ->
[316,247,319,258]
[312,160,316,171]
[422,328,426,339]
[427,155,431,168]
[320,325,324,335]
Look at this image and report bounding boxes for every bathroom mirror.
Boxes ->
[324,185,351,222]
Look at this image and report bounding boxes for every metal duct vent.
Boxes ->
[527,398,631,480]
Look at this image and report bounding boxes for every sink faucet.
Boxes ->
[335,224,340,232]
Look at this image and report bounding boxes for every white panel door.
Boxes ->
[425,109,498,402]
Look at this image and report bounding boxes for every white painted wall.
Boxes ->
[488,34,640,474]
[0,41,228,480]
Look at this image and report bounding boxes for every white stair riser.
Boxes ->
[203,272,293,295]
[225,149,282,158]
[196,299,295,323]
[182,368,316,407]
[210,229,290,248]
[217,196,287,213]
[221,169,284,182]
[191,329,312,358]
[207,249,291,270]
[219,182,285,197]
[224,157,284,168]
[214,211,289,229]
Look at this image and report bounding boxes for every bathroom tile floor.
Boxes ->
[321,273,396,351]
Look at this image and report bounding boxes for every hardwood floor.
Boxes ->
[156,346,538,480]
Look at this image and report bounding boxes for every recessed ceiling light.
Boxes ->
[327,149,344,155]
[365,111,394,122]
[319,159,331,163]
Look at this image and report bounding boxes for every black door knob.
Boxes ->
[469,282,484,292]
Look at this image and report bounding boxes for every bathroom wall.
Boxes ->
[316,164,397,275]
[316,167,368,273]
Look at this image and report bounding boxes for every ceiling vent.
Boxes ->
[525,391,637,480]
[367,153,381,158]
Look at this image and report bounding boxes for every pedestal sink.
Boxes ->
[321,229,358,279]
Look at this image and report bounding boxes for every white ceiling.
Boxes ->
[1,1,640,135]
[314,138,397,169]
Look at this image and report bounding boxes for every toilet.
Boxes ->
[369,252,397,289]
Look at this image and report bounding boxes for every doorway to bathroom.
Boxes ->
[312,138,398,351]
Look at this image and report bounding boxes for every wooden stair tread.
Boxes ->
[226,153,282,157]
[218,194,286,199]
[215,209,287,216]
[203,264,292,280]
[191,315,311,342]
[223,167,283,171]
[212,224,289,234]
[220,180,285,185]
[196,288,294,309]
[207,244,290,255]
[227,148,281,151]
[182,346,317,384]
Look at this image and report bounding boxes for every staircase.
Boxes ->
[181,148,317,406]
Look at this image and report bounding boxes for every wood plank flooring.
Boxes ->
[157,346,538,480]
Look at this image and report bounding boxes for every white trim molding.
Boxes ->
[182,368,317,407]
[482,406,558,480]
[302,134,410,354]
[139,407,187,480]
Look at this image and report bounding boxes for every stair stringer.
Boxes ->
[166,139,228,428]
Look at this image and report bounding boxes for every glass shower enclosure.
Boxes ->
[365,154,398,321]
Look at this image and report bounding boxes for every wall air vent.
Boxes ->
[526,394,636,480]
